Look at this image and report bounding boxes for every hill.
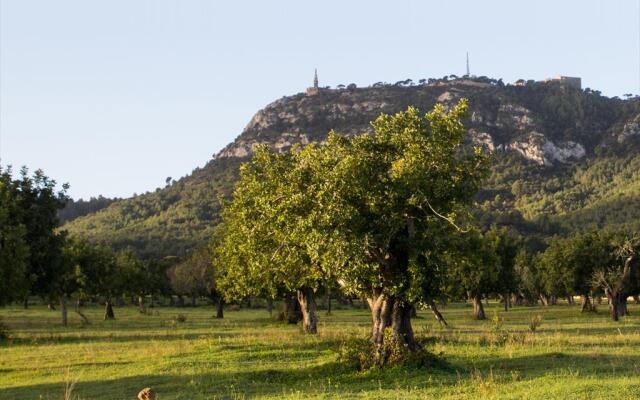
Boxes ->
[63,77,640,258]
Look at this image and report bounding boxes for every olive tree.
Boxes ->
[310,101,488,348]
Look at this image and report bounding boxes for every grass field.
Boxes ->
[1,301,640,399]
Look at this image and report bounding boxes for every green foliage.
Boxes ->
[338,332,438,370]
[0,165,69,303]
[168,246,219,299]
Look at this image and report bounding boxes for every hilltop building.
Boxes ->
[544,75,582,89]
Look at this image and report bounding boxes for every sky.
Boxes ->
[1,0,638,199]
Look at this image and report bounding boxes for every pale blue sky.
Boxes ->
[1,0,638,199]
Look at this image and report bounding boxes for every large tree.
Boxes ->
[216,145,324,333]
[318,101,488,348]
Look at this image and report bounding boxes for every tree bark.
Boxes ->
[392,301,418,351]
[539,293,550,307]
[191,295,197,307]
[368,292,393,346]
[428,299,448,327]
[266,298,274,316]
[177,295,185,307]
[325,287,332,316]
[74,298,90,324]
[59,295,68,327]
[580,295,592,312]
[138,295,145,313]
[283,294,301,324]
[472,293,486,320]
[297,287,318,334]
[104,299,115,320]
[215,297,224,319]
[567,296,575,305]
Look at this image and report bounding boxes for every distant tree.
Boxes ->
[170,246,224,317]
[485,225,520,311]
[15,167,70,324]
[592,235,640,321]
[446,230,499,320]
[0,166,30,305]
[347,83,357,90]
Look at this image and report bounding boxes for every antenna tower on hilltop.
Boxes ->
[466,52,470,77]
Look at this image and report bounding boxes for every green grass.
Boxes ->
[1,301,640,399]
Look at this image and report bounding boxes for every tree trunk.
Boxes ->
[23,297,29,309]
[48,301,56,311]
[567,296,575,305]
[191,295,196,307]
[634,295,640,305]
[368,292,393,346]
[138,295,145,313]
[74,299,90,325]
[215,297,224,319]
[297,287,318,334]
[325,287,332,316]
[428,299,448,327]
[59,295,68,327]
[169,296,175,307]
[177,295,184,307]
[580,295,592,312]
[472,293,486,320]
[606,288,619,321]
[283,294,302,324]
[266,298,273,316]
[502,293,510,311]
[392,301,418,351]
[539,293,550,307]
[104,299,115,320]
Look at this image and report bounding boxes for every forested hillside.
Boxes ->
[63,77,640,258]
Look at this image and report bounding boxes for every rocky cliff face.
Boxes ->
[215,80,637,167]
[63,78,640,258]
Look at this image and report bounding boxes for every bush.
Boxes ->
[338,332,439,370]
[528,315,543,333]
[175,314,187,323]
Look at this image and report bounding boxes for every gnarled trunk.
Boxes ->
[297,287,317,334]
[104,299,115,320]
[472,293,485,320]
[392,301,418,351]
[59,295,68,327]
[74,298,90,324]
[368,293,419,350]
